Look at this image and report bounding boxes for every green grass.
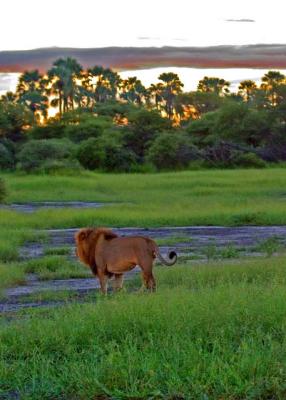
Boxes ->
[1,168,286,228]
[0,263,25,296]
[155,235,191,246]
[1,257,286,398]
[43,246,71,256]
[2,170,286,398]
[23,256,91,280]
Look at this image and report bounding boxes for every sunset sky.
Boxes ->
[1,0,286,50]
[1,0,286,95]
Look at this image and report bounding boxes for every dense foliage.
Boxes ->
[1,59,286,172]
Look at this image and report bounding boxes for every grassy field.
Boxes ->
[1,169,286,398]
[1,257,286,399]
[1,168,286,228]
[0,168,284,268]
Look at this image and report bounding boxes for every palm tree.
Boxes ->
[197,76,230,95]
[147,83,164,110]
[48,58,83,115]
[0,91,17,103]
[260,70,286,106]
[86,66,121,104]
[157,72,184,119]
[16,70,48,122]
[16,70,43,95]
[120,77,147,105]
[18,91,49,122]
[238,80,257,102]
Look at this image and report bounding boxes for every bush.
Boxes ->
[147,132,199,170]
[77,138,104,170]
[101,138,137,172]
[126,109,171,159]
[202,142,238,168]
[77,133,137,172]
[17,139,77,173]
[233,152,266,168]
[65,117,113,143]
[29,122,66,139]
[0,143,15,170]
[0,178,7,203]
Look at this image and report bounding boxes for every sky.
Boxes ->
[0,0,286,51]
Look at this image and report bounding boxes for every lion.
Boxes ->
[75,227,177,294]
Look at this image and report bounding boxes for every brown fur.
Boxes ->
[75,227,177,293]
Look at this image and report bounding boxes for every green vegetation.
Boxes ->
[1,169,286,229]
[43,246,71,256]
[0,262,25,295]
[256,236,282,257]
[23,256,90,280]
[2,257,286,398]
[1,60,286,173]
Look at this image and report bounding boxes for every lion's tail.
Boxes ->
[148,239,177,266]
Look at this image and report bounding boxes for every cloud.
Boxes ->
[137,36,160,40]
[225,18,256,23]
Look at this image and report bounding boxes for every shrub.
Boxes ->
[101,138,137,172]
[147,132,199,170]
[0,178,7,203]
[65,117,113,143]
[77,134,137,172]
[29,122,66,139]
[77,138,104,170]
[0,143,14,170]
[126,109,171,159]
[233,152,266,168]
[202,142,239,168]
[17,139,77,173]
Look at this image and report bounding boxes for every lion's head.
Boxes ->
[75,227,118,270]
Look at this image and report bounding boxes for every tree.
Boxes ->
[48,58,83,115]
[213,103,271,146]
[175,91,225,121]
[260,70,286,106]
[125,109,171,160]
[16,70,48,122]
[197,76,230,95]
[0,92,17,104]
[0,102,33,141]
[147,83,164,111]
[158,72,184,119]
[85,66,121,105]
[238,80,257,102]
[120,77,147,105]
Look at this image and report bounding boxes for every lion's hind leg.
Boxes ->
[113,274,124,291]
[140,260,156,292]
[97,270,108,295]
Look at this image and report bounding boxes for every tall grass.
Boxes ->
[1,257,286,398]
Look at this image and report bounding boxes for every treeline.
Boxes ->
[1,57,286,172]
